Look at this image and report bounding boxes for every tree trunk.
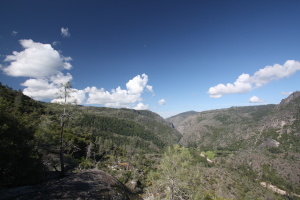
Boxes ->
[60,119,65,177]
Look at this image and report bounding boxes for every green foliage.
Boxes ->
[203,151,215,160]
[249,104,275,121]
[1,83,298,200]
[201,191,232,200]
[78,113,166,150]
[235,164,258,179]
[278,131,300,152]
[118,170,132,184]
[215,150,234,157]
[78,158,95,169]
[268,146,283,154]
[200,145,214,152]
[261,129,279,139]
[214,114,231,123]
[0,85,45,186]
[146,145,240,199]
[197,116,205,123]
[35,110,90,171]
[261,164,292,192]
[147,145,192,199]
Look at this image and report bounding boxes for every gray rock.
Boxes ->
[1,170,142,200]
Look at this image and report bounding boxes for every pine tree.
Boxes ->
[149,145,192,200]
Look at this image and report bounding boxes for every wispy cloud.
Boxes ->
[11,31,18,36]
[52,41,60,46]
[146,85,155,95]
[208,60,300,98]
[249,96,265,103]
[61,27,70,37]
[281,91,293,96]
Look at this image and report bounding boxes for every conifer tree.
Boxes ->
[158,145,192,199]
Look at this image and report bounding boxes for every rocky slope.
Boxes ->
[1,170,142,200]
[167,91,300,151]
[166,91,300,194]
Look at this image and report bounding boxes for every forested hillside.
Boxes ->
[165,91,300,199]
[0,83,180,192]
[0,83,46,186]
[1,83,300,199]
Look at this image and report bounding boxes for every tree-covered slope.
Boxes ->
[78,106,182,147]
[2,83,300,199]
[165,91,300,198]
[166,92,300,151]
[0,83,45,186]
[0,83,181,188]
[166,110,197,129]
[167,104,277,149]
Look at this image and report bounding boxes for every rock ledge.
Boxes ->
[1,169,142,200]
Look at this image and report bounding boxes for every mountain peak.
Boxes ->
[277,91,300,108]
[167,110,197,119]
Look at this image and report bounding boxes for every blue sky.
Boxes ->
[1,0,300,118]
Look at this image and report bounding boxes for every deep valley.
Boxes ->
[1,83,300,199]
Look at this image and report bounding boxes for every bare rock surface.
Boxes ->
[1,169,142,200]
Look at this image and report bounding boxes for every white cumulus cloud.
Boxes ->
[61,27,70,37]
[85,74,153,108]
[133,103,149,110]
[3,39,72,78]
[126,74,152,94]
[84,86,139,107]
[2,39,74,101]
[21,74,85,104]
[158,99,166,105]
[50,72,73,85]
[21,78,59,100]
[2,39,154,109]
[208,60,300,98]
[21,73,73,100]
[208,73,252,98]
[249,96,265,103]
[51,88,86,105]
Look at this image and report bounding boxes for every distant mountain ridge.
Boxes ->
[166,91,300,151]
